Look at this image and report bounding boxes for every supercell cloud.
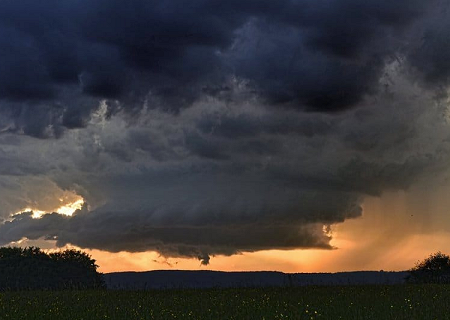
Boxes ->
[1,0,450,264]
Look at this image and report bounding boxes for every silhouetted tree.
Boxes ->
[0,247,105,290]
[406,251,450,284]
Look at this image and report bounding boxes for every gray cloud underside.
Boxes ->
[1,1,450,264]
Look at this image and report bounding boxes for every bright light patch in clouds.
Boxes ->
[56,199,85,216]
[12,208,46,219]
[13,198,84,219]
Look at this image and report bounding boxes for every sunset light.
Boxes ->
[13,198,85,219]
[14,208,47,219]
[56,199,85,216]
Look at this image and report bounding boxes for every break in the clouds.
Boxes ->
[1,0,450,265]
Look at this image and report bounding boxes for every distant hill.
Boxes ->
[104,270,409,289]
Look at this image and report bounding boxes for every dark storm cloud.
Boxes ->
[196,112,335,138]
[2,0,450,265]
[0,0,447,138]
[407,3,450,88]
[1,86,449,263]
[0,178,358,264]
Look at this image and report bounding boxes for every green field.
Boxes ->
[1,285,449,319]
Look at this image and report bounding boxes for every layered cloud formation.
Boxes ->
[1,0,450,264]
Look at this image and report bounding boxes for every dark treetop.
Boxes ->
[0,246,105,290]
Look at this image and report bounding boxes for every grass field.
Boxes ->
[1,285,449,319]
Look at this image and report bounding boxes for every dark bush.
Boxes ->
[406,251,450,284]
[0,246,105,290]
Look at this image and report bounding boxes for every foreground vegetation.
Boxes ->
[1,285,450,320]
[0,247,104,290]
[1,250,449,319]
[407,251,450,284]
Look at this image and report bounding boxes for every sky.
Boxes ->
[1,0,450,273]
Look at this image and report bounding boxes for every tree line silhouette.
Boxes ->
[1,246,449,290]
[0,247,105,290]
[406,252,450,284]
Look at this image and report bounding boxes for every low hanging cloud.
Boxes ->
[1,1,450,265]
